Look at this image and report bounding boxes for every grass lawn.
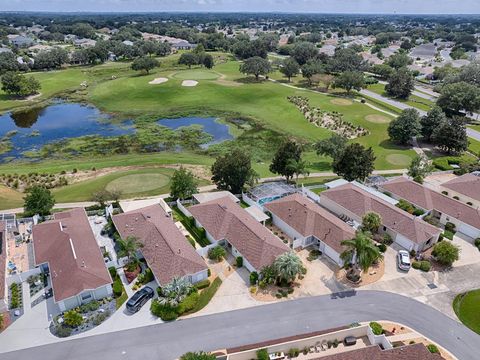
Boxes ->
[453,289,480,334]
[469,138,480,156]
[52,167,210,203]
[367,83,434,112]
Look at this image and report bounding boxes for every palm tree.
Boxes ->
[273,252,303,284]
[340,231,382,273]
[158,277,194,307]
[286,158,310,185]
[361,212,382,234]
[117,236,143,265]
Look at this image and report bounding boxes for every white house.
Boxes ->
[264,193,356,266]
[320,182,441,253]
[32,208,113,311]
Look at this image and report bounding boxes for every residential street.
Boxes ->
[467,127,480,141]
[2,290,479,360]
[359,88,428,116]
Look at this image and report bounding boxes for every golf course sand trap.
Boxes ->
[386,154,411,166]
[148,77,168,85]
[182,80,198,87]
[365,114,390,123]
[330,98,353,106]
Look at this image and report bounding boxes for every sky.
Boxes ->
[0,0,479,14]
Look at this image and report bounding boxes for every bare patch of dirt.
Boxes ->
[365,114,390,123]
[330,98,353,106]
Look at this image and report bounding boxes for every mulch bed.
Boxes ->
[124,265,141,283]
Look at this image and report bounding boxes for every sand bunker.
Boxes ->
[330,98,353,106]
[182,80,198,87]
[365,114,390,123]
[149,77,169,85]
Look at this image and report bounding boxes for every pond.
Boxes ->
[0,102,134,161]
[157,117,233,148]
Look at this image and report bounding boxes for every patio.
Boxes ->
[88,215,118,263]
[7,221,34,275]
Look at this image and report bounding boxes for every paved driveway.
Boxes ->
[3,290,480,360]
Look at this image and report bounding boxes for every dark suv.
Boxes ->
[126,286,154,313]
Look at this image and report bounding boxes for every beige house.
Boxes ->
[441,172,480,208]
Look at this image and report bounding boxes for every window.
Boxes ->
[81,293,92,301]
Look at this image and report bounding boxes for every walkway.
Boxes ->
[2,290,479,360]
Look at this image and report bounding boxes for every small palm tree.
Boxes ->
[273,252,303,284]
[286,158,310,185]
[117,236,143,265]
[340,231,382,273]
[158,277,194,307]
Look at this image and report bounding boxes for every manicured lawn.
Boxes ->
[469,138,480,156]
[367,83,434,112]
[52,167,180,202]
[171,69,220,80]
[453,289,480,334]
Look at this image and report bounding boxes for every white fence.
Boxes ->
[301,186,321,202]
[367,325,393,350]
[176,199,192,217]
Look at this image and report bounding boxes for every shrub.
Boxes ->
[377,243,387,252]
[79,300,100,313]
[443,231,454,240]
[413,175,423,184]
[93,310,110,326]
[63,310,83,328]
[56,325,72,338]
[396,199,414,214]
[112,278,123,297]
[287,348,300,358]
[444,222,456,233]
[256,348,269,360]
[432,241,460,266]
[108,266,117,279]
[427,344,439,354]
[412,208,425,216]
[475,238,480,251]
[307,249,322,261]
[249,271,259,285]
[208,246,226,261]
[438,234,444,242]
[236,256,243,267]
[382,233,393,245]
[142,268,154,284]
[177,292,200,314]
[150,301,179,321]
[413,260,431,272]
[195,279,211,290]
[369,321,383,335]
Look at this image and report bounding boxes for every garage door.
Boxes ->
[321,242,342,266]
[457,222,480,239]
[394,234,415,251]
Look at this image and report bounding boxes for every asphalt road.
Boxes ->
[467,127,480,141]
[2,291,478,360]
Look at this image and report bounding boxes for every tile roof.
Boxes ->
[112,204,207,286]
[312,344,441,360]
[382,177,480,230]
[189,196,289,270]
[32,208,112,303]
[0,221,6,301]
[442,173,480,202]
[322,183,441,244]
[264,193,355,253]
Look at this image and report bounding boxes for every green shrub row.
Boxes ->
[412,260,431,272]
[9,283,21,309]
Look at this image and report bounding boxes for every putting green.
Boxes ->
[172,70,220,80]
[105,173,170,194]
[330,98,353,106]
[365,114,391,123]
[386,154,412,166]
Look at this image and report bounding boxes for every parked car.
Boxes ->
[126,286,154,313]
[397,250,411,271]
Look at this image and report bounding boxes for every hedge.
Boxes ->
[194,279,211,290]
[412,260,431,272]
[112,277,123,297]
[369,321,384,335]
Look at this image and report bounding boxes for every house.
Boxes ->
[112,204,208,286]
[320,182,441,252]
[122,40,134,46]
[264,193,356,266]
[172,40,197,51]
[32,208,113,311]
[381,177,480,239]
[441,172,480,208]
[188,196,290,273]
[311,343,441,360]
[74,38,97,48]
[9,35,34,48]
[0,221,7,312]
